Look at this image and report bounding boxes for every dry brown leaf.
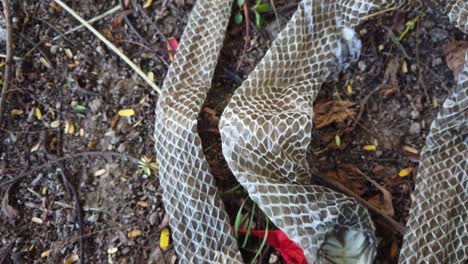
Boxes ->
[444,41,468,79]
[368,193,394,216]
[64,254,79,264]
[127,229,143,238]
[111,9,134,29]
[381,57,400,96]
[1,186,19,224]
[313,100,356,128]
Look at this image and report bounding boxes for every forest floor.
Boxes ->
[0,0,466,263]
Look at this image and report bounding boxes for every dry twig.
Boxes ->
[0,0,13,123]
[53,0,161,93]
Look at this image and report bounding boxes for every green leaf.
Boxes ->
[250,217,269,264]
[234,198,248,239]
[234,12,243,25]
[241,203,256,248]
[254,11,262,30]
[254,3,271,12]
[237,0,244,7]
[73,104,87,111]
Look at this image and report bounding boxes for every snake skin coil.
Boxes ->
[154,0,467,263]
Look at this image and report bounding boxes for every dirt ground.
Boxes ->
[0,0,466,263]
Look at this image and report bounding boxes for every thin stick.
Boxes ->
[236,2,251,71]
[52,5,121,41]
[0,0,13,123]
[53,0,161,94]
[313,172,405,235]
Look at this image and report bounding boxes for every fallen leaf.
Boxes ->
[444,41,468,79]
[31,217,43,224]
[402,145,418,154]
[65,120,75,134]
[381,57,400,96]
[107,247,118,254]
[31,140,42,152]
[363,145,377,151]
[94,169,106,177]
[41,250,51,258]
[401,60,408,73]
[127,229,143,238]
[11,109,23,115]
[50,120,61,128]
[111,9,134,29]
[143,0,154,8]
[64,254,79,264]
[111,114,120,128]
[160,227,170,250]
[1,186,18,224]
[87,140,97,149]
[137,201,149,207]
[118,109,135,117]
[351,167,394,217]
[49,1,62,12]
[368,193,394,216]
[313,100,356,128]
[167,38,179,61]
[346,84,352,94]
[390,240,399,258]
[64,48,73,59]
[398,167,413,177]
[39,57,52,69]
[35,107,43,120]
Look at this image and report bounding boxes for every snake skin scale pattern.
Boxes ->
[153,0,467,263]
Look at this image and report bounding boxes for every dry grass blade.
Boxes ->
[53,0,161,94]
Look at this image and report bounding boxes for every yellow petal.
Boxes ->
[346,84,352,94]
[94,169,106,177]
[64,255,79,264]
[127,229,143,238]
[363,145,377,151]
[49,1,62,12]
[11,109,24,115]
[399,167,413,177]
[402,145,418,154]
[31,217,43,224]
[118,109,135,117]
[64,48,73,59]
[401,60,408,73]
[107,247,118,254]
[41,250,52,258]
[35,107,43,120]
[160,227,170,250]
[50,120,61,128]
[143,0,154,9]
[65,120,75,134]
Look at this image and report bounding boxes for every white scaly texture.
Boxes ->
[154,0,467,263]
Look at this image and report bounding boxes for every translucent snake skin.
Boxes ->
[153,0,467,263]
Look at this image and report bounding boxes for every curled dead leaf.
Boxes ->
[1,186,18,224]
[444,41,468,79]
[127,229,143,238]
[313,100,356,128]
[381,57,401,96]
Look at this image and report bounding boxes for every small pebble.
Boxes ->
[358,60,366,71]
[50,45,58,55]
[409,122,421,135]
[410,110,420,120]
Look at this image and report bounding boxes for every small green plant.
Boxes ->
[234,0,271,30]
[138,156,158,176]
